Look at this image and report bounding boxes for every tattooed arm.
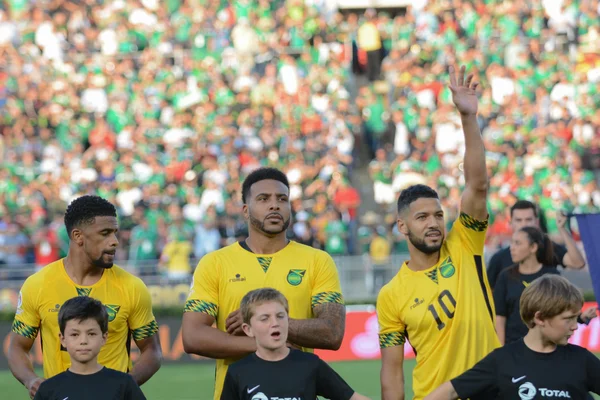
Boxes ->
[287,303,345,350]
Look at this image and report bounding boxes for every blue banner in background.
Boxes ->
[574,213,600,302]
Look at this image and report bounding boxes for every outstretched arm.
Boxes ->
[449,65,488,220]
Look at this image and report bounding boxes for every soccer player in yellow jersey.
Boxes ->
[378,66,501,400]
[7,196,162,399]
[182,167,346,400]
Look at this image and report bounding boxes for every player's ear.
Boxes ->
[242,204,250,221]
[71,227,84,246]
[397,216,409,235]
[242,322,253,338]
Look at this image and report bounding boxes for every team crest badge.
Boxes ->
[105,305,121,322]
[287,269,306,286]
[439,257,456,278]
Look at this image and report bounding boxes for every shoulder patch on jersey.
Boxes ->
[132,320,159,341]
[459,212,488,232]
[425,269,439,284]
[286,269,306,286]
[76,287,91,297]
[311,291,344,307]
[379,331,406,348]
[256,257,272,273]
[439,257,455,278]
[105,305,121,322]
[184,299,218,317]
[12,320,39,340]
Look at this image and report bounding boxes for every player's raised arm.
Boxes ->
[182,255,256,358]
[287,253,345,350]
[128,277,163,386]
[449,65,488,221]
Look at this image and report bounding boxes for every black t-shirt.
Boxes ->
[220,349,355,400]
[33,367,146,400]
[452,339,600,400]
[494,266,560,344]
[487,243,567,288]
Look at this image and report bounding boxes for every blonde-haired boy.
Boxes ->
[424,275,600,400]
[220,288,370,400]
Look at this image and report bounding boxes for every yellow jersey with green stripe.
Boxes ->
[12,259,158,379]
[185,241,344,400]
[377,213,500,400]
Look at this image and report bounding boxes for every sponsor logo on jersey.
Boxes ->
[105,305,121,322]
[439,257,455,278]
[518,381,571,399]
[410,298,424,309]
[229,274,247,283]
[251,394,302,400]
[48,303,61,313]
[287,269,306,286]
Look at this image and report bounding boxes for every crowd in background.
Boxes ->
[0,0,599,277]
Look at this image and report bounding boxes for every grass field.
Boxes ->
[1,360,413,400]
[2,357,598,399]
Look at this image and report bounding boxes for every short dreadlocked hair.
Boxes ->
[241,168,290,204]
[64,195,117,238]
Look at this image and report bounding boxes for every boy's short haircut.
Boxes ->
[241,288,289,325]
[58,296,109,335]
[520,275,583,328]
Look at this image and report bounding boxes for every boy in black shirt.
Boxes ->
[424,275,600,400]
[220,288,370,400]
[34,296,146,400]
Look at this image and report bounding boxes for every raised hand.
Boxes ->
[448,65,479,116]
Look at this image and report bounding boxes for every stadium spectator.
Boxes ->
[182,168,345,400]
[487,200,586,288]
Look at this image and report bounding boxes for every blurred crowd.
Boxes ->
[0,0,599,275]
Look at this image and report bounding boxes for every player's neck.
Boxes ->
[63,254,104,286]
[523,329,558,353]
[406,250,440,271]
[255,345,290,362]
[518,257,542,274]
[245,233,289,255]
[68,359,103,375]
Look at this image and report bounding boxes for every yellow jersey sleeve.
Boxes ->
[128,277,159,341]
[310,252,344,308]
[184,253,219,318]
[451,212,488,255]
[377,284,406,348]
[12,277,41,340]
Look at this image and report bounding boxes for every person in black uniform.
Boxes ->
[34,296,146,400]
[220,288,370,400]
[424,275,600,400]
[487,200,586,289]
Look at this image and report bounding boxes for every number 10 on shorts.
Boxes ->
[427,290,457,330]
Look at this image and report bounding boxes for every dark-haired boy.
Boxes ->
[8,196,162,399]
[34,296,146,400]
[183,167,346,400]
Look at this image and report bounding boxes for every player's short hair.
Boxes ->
[510,200,538,218]
[520,275,583,328]
[241,168,290,204]
[64,195,117,238]
[397,184,439,214]
[58,296,109,335]
[241,288,289,325]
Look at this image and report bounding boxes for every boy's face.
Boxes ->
[243,301,289,351]
[539,309,580,345]
[59,318,107,363]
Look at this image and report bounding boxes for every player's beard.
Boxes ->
[407,230,443,255]
[91,253,114,269]
[249,211,291,236]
